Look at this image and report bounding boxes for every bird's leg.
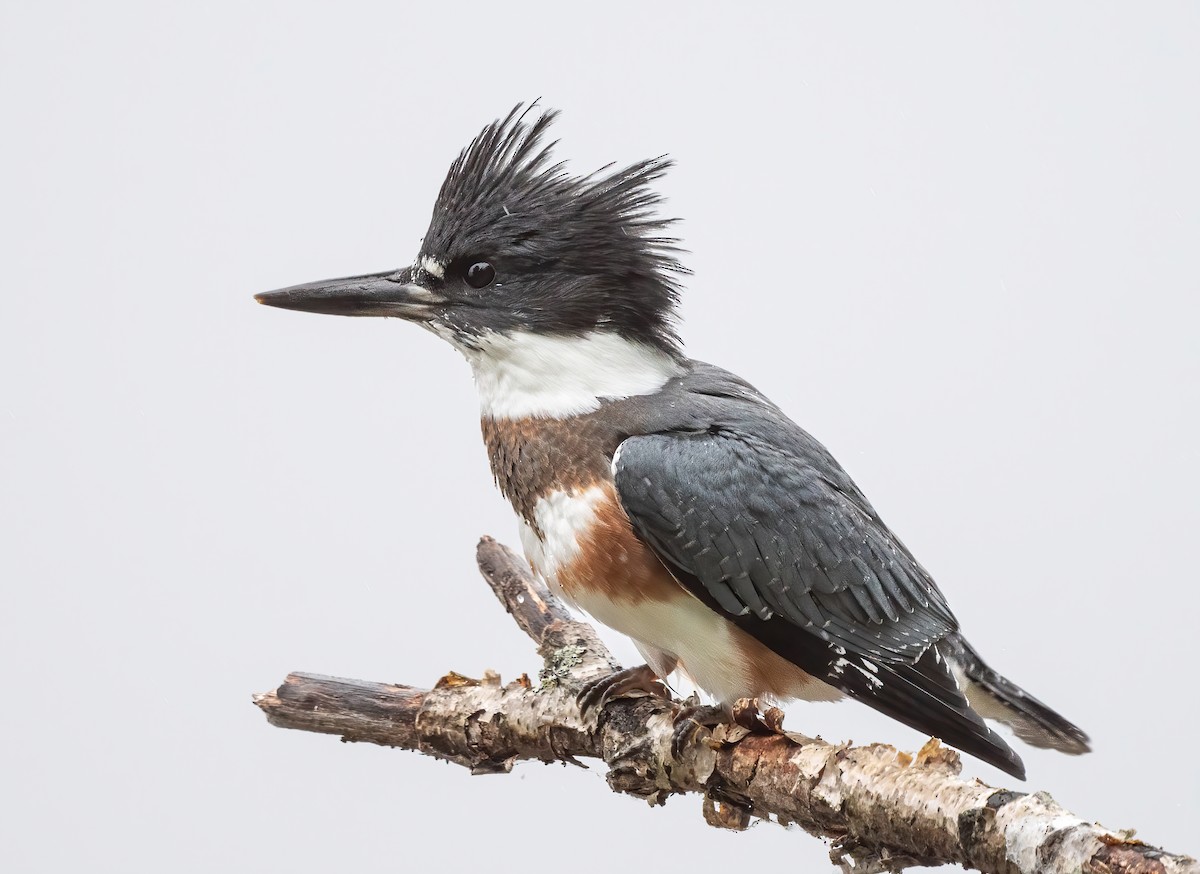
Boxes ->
[577,664,671,716]
[670,696,730,760]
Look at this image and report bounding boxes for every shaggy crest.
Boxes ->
[418,103,688,353]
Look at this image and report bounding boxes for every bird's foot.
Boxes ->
[669,697,790,759]
[577,664,670,717]
[729,697,815,744]
[670,698,729,760]
[730,696,783,733]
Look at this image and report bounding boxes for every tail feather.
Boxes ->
[943,635,1091,755]
[867,646,1028,779]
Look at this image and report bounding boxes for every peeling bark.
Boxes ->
[254,536,1197,874]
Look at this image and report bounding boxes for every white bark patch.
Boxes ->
[996,793,1110,874]
[464,330,682,419]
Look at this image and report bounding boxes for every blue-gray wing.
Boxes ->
[613,430,958,664]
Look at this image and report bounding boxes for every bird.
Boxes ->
[255,104,1089,780]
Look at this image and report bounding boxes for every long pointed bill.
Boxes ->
[254,270,446,320]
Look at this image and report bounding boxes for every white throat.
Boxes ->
[461,330,683,420]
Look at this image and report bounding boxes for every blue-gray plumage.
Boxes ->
[255,103,1090,781]
[609,362,1081,779]
[615,367,956,659]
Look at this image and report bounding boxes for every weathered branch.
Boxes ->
[255,536,1197,874]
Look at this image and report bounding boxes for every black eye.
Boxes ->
[465,261,496,289]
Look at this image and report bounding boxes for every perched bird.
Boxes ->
[256,104,1089,779]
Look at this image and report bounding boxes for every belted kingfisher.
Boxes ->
[256,104,1089,779]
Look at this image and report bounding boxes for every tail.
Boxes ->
[942,635,1091,755]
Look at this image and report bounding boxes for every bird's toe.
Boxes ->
[577,664,670,716]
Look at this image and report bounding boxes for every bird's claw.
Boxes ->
[576,664,669,717]
[670,701,729,760]
[668,697,796,760]
[731,696,777,732]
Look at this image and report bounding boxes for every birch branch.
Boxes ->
[254,536,1197,874]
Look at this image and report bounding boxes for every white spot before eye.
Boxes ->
[417,256,446,280]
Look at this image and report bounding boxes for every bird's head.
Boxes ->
[256,105,687,364]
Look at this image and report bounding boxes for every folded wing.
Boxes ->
[613,427,1026,779]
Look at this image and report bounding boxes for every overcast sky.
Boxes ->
[2,3,1197,871]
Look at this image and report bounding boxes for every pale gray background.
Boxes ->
[2,2,1196,871]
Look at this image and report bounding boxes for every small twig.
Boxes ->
[475,535,619,681]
